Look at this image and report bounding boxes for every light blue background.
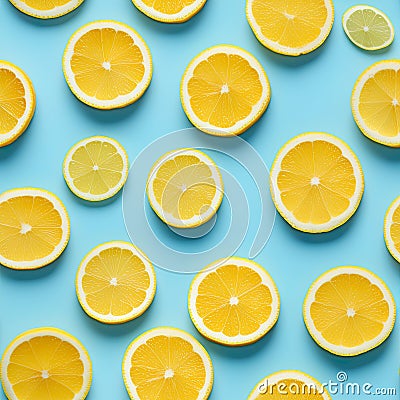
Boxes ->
[0,0,399,399]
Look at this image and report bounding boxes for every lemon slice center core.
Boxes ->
[347,308,356,317]
[310,177,320,186]
[221,84,229,94]
[284,12,295,20]
[20,223,32,234]
[363,26,369,32]
[102,61,111,71]
[92,165,99,171]
[41,370,50,379]
[392,99,399,107]
[110,277,118,286]
[164,368,174,379]
[229,296,239,306]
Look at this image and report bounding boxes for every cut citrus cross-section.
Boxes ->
[1,327,92,400]
[384,196,400,264]
[181,45,270,136]
[0,188,70,270]
[247,370,331,399]
[270,133,364,233]
[76,241,156,324]
[63,136,129,202]
[123,327,213,400]
[9,0,84,19]
[303,266,396,356]
[188,257,280,346]
[0,61,35,147]
[352,60,400,147]
[147,148,224,228]
[246,0,334,56]
[132,0,207,23]
[63,20,152,109]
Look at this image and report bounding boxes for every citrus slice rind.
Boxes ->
[246,0,334,56]
[384,196,400,263]
[63,136,129,202]
[303,266,396,357]
[0,60,35,147]
[9,0,84,19]
[76,241,156,324]
[122,327,213,400]
[180,45,270,136]
[1,327,92,400]
[132,0,207,23]
[352,60,400,147]
[188,257,280,346]
[0,188,70,270]
[247,370,331,399]
[342,5,394,51]
[63,20,152,110]
[270,132,364,233]
[146,148,224,228]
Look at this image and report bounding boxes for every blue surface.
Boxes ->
[0,0,399,399]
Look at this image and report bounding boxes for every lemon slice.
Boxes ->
[122,327,213,400]
[0,188,70,270]
[63,136,129,202]
[146,148,223,228]
[384,196,400,263]
[76,241,156,324]
[247,370,331,399]
[181,45,270,136]
[132,0,207,23]
[188,257,280,346]
[1,327,92,400]
[9,0,84,19]
[343,5,394,51]
[352,60,400,147]
[63,20,152,110]
[0,61,35,147]
[303,266,396,356]
[270,133,364,233]
[246,0,334,56]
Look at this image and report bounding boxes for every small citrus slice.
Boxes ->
[123,327,213,400]
[132,0,207,23]
[76,241,156,324]
[0,188,70,270]
[9,0,84,19]
[63,136,129,202]
[181,45,270,136]
[246,0,334,56]
[384,196,400,263]
[1,327,92,400]
[343,5,394,51]
[270,133,364,233]
[188,257,280,346]
[146,148,223,228]
[247,370,331,399]
[63,20,152,109]
[352,60,400,147]
[303,266,396,356]
[0,61,35,147]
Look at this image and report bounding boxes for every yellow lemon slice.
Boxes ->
[246,0,334,56]
[132,0,207,23]
[188,257,280,346]
[352,60,400,147]
[63,136,129,202]
[384,196,400,263]
[180,45,270,136]
[0,61,35,147]
[303,266,396,356]
[1,327,92,400]
[270,133,364,233]
[0,188,70,270]
[146,148,224,228]
[122,327,213,400]
[343,5,394,51]
[247,370,331,399]
[76,241,156,324]
[9,0,84,19]
[63,20,152,110]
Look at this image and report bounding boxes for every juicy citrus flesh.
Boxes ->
[77,242,156,323]
[9,0,84,18]
[16,0,78,10]
[64,137,128,201]
[140,0,196,14]
[343,6,394,51]
[384,197,400,263]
